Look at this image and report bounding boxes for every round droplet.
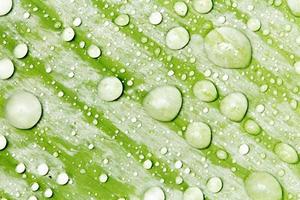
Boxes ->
[183,187,204,200]
[149,12,163,25]
[174,2,188,16]
[5,91,42,129]
[207,177,223,193]
[0,0,13,16]
[98,77,123,101]
[239,144,250,155]
[56,172,69,185]
[244,119,261,135]
[99,173,109,183]
[28,196,38,200]
[62,27,75,42]
[245,172,282,200]
[192,0,213,14]
[16,163,26,174]
[185,122,212,149]
[13,43,28,59]
[87,45,101,58]
[0,58,14,79]
[73,17,82,27]
[143,86,182,122]
[166,27,190,50]
[143,187,165,200]
[204,27,252,69]
[294,61,300,74]
[274,143,298,164]
[287,0,300,17]
[193,80,218,102]
[216,150,228,160]
[114,14,130,26]
[44,188,53,198]
[247,18,261,32]
[37,163,49,176]
[0,134,7,150]
[143,159,153,169]
[220,92,248,122]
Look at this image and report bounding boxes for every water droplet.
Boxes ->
[56,172,69,185]
[287,0,300,17]
[149,12,163,25]
[274,143,298,164]
[73,17,82,27]
[220,92,248,122]
[245,172,282,200]
[13,43,28,59]
[143,187,165,200]
[114,14,130,26]
[5,91,43,129]
[62,27,75,42]
[44,188,53,198]
[99,173,109,183]
[239,144,250,155]
[166,27,190,50]
[216,150,228,160]
[31,182,39,191]
[0,0,12,16]
[207,177,223,193]
[247,18,261,32]
[193,80,218,102]
[174,1,188,17]
[185,122,212,149]
[87,44,101,59]
[204,27,252,69]
[294,61,300,74]
[0,58,14,80]
[192,0,213,14]
[244,119,261,135]
[16,163,26,174]
[143,86,182,121]
[98,77,123,101]
[143,159,153,169]
[0,134,7,150]
[183,187,204,200]
[37,163,49,176]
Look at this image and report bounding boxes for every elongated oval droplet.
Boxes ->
[98,77,123,101]
[274,143,299,164]
[143,186,165,200]
[192,0,213,14]
[220,92,248,122]
[185,122,212,149]
[13,43,28,59]
[143,86,182,122]
[204,27,252,69]
[0,134,7,150]
[183,187,204,200]
[62,27,75,42]
[287,0,300,17]
[166,27,190,50]
[0,0,12,16]
[0,58,14,79]
[5,91,42,129]
[244,119,261,135]
[245,172,282,200]
[174,2,188,17]
[193,80,218,102]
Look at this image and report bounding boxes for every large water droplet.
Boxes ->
[287,0,300,17]
[192,0,213,14]
[245,172,282,200]
[193,80,218,102]
[143,86,182,121]
[166,27,190,50]
[98,77,123,102]
[0,0,12,16]
[143,187,165,200]
[274,143,298,164]
[220,92,248,122]
[183,187,204,200]
[185,122,212,149]
[5,91,42,129]
[204,27,252,69]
